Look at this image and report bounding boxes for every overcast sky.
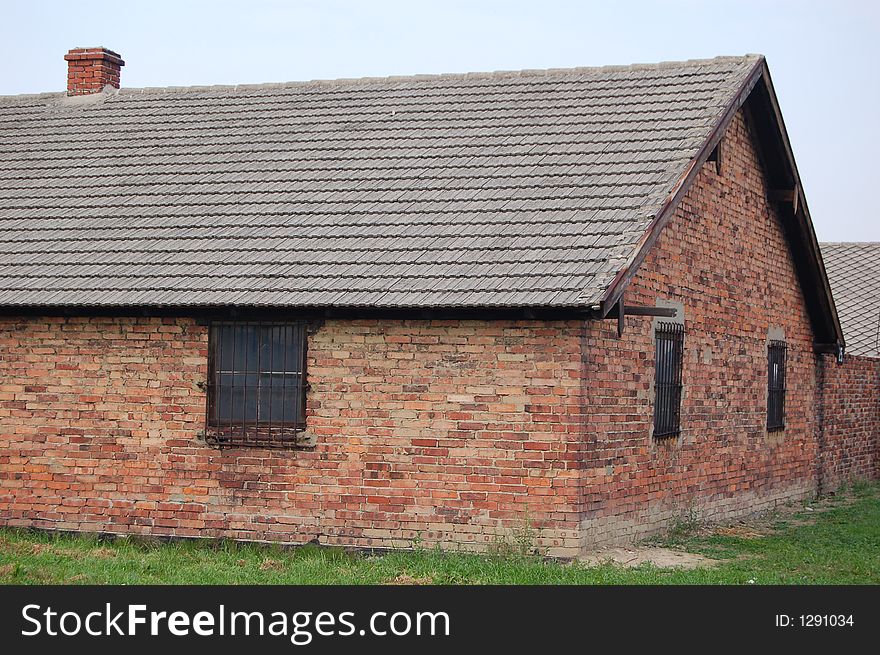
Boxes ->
[1,0,877,241]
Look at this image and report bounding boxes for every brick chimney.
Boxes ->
[64,47,125,96]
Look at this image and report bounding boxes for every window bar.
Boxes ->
[677,325,683,431]
[770,345,779,427]
[227,325,238,441]
[293,325,306,425]
[261,325,269,445]
[293,324,300,432]
[238,324,253,445]
[780,343,786,425]
[255,324,262,445]
[768,345,774,428]
[658,328,665,436]
[292,324,299,438]
[215,325,223,443]
[672,333,678,434]
[292,325,299,440]
[769,345,773,428]
[660,335,670,434]
[668,330,673,435]
[232,326,236,445]
[281,324,289,442]
[661,335,666,435]
[299,324,304,430]
[667,332,673,434]
[666,330,675,434]
[268,325,274,440]
[663,334,669,435]
[781,343,787,424]
[239,325,244,443]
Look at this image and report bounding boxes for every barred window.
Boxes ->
[206,323,307,448]
[654,322,684,438]
[767,341,787,431]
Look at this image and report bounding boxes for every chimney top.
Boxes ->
[64,47,125,96]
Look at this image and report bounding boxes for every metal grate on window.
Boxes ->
[205,322,307,448]
[654,322,684,438]
[767,340,787,431]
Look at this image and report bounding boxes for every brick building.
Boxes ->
[0,49,876,556]
[818,243,880,490]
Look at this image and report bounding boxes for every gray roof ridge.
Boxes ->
[0,54,763,101]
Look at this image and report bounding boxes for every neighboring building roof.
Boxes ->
[821,243,880,357]
[0,56,763,308]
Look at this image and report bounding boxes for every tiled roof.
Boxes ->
[821,242,880,357]
[0,55,762,308]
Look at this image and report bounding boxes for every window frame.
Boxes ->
[767,340,787,432]
[653,321,685,439]
[205,321,308,448]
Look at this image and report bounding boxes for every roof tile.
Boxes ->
[821,243,880,357]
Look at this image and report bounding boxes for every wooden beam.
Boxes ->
[708,141,723,175]
[623,305,677,317]
[605,304,678,318]
[769,186,800,214]
[768,188,795,202]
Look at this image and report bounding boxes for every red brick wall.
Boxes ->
[0,317,585,557]
[818,353,880,490]
[577,109,823,545]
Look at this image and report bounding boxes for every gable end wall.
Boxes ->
[577,109,822,547]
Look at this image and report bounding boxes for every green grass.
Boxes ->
[2,482,878,585]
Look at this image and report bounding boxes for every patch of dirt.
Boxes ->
[259,558,285,571]
[578,547,713,569]
[21,542,117,560]
[712,524,769,539]
[0,564,15,576]
[0,538,52,557]
[27,543,84,559]
[385,574,435,585]
[91,547,117,559]
[0,538,34,557]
